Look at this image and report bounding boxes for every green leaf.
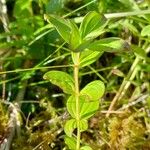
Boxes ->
[43,70,74,94]
[64,119,77,137]
[65,136,76,150]
[80,80,105,119]
[138,64,150,72]
[80,50,103,67]
[69,20,81,50]
[67,96,76,118]
[67,95,99,119]
[80,80,105,100]
[81,146,92,150]
[80,119,88,132]
[44,14,71,43]
[80,11,107,40]
[13,0,32,18]
[131,44,146,59]
[67,80,105,119]
[87,37,130,52]
[75,40,93,52]
[141,25,150,36]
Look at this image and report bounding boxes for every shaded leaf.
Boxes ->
[80,11,107,40]
[43,70,74,94]
[131,44,146,59]
[69,20,81,50]
[111,69,125,77]
[64,119,76,137]
[44,14,71,43]
[87,37,130,52]
[138,64,150,72]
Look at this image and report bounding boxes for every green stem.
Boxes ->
[73,53,80,150]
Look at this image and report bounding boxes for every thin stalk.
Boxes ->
[106,46,150,117]
[73,53,80,150]
[73,9,150,23]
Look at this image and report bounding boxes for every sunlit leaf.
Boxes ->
[43,70,74,94]
[81,146,92,150]
[141,25,150,36]
[67,80,105,119]
[65,136,76,150]
[80,80,105,100]
[79,50,103,67]
[64,119,76,137]
[80,119,88,132]
[44,14,71,43]
[80,11,107,40]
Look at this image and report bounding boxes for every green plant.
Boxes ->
[42,11,128,150]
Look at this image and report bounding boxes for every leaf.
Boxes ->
[111,69,125,77]
[80,119,88,132]
[80,80,105,100]
[81,146,92,150]
[13,0,32,18]
[79,80,105,119]
[65,136,76,150]
[80,11,107,40]
[67,96,76,118]
[67,80,105,119]
[44,14,71,43]
[69,20,81,50]
[131,44,146,59]
[141,25,150,36]
[87,37,130,52]
[64,119,76,137]
[43,70,74,94]
[138,64,150,72]
[79,49,103,67]
[75,40,93,52]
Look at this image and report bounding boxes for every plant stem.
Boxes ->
[73,53,80,150]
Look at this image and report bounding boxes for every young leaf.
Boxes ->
[69,20,81,50]
[64,119,77,137]
[65,136,76,150]
[44,14,71,43]
[80,11,107,40]
[87,37,130,52]
[43,70,74,94]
